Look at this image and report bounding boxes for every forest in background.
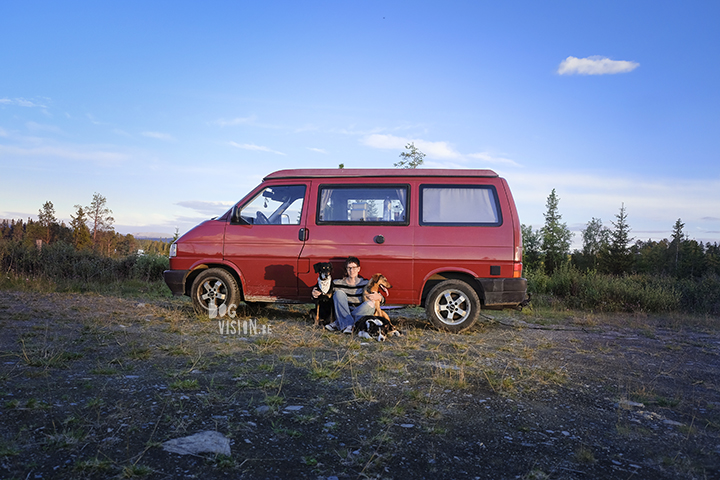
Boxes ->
[1,190,719,316]
[0,195,171,291]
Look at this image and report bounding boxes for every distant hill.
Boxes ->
[132,233,174,242]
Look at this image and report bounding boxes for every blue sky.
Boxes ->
[1,1,719,247]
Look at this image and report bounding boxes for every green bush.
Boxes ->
[526,265,685,314]
[0,240,169,284]
[677,274,720,315]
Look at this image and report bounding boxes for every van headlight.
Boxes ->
[169,243,177,257]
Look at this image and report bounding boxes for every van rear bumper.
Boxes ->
[163,269,190,296]
[476,277,528,307]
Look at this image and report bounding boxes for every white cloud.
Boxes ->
[213,116,257,127]
[176,200,234,216]
[502,170,720,243]
[0,144,128,163]
[363,134,521,167]
[141,131,175,141]
[467,152,521,167]
[0,97,47,108]
[363,134,460,159]
[86,113,105,125]
[25,121,63,134]
[308,147,327,154]
[229,141,285,155]
[557,56,639,75]
[112,128,132,137]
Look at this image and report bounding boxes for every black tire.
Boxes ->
[425,279,481,333]
[191,268,240,317]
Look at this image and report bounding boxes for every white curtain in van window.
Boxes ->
[423,187,499,224]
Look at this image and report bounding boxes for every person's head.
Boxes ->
[344,256,361,275]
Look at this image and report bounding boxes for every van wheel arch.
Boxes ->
[421,272,485,307]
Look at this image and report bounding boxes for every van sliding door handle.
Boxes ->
[298,228,309,241]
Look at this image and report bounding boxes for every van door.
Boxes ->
[297,183,415,304]
[224,183,308,301]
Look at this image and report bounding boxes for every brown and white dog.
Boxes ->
[312,262,334,326]
[353,273,401,340]
[363,273,392,321]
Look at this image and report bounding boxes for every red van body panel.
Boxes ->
[164,168,527,318]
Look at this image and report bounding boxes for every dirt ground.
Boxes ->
[1,290,719,480]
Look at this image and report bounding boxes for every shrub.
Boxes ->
[526,265,683,313]
[0,239,169,284]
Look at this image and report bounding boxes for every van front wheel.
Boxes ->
[191,268,240,317]
[425,280,480,333]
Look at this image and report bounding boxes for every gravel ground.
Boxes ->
[1,290,719,479]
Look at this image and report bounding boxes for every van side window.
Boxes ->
[240,185,306,225]
[420,185,501,226]
[317,185,409,224]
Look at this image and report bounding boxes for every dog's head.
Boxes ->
[367,273,392,297]
[313,262,333,279]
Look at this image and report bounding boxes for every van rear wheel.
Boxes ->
[425,279,480,333]
[191,268,240,317]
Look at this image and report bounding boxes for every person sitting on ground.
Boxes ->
[311,256,383,334]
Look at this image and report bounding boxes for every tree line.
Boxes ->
[0,193,172,257]
[523,189,720,279]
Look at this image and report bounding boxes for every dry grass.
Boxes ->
[0,291,718,479]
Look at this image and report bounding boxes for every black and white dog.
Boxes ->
[312,262,334,326]
[353,315,402,342]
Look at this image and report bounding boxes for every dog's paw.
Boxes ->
[357,331,371,340]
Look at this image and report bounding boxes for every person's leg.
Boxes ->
[331,290,354,330]
[352,300,376,321]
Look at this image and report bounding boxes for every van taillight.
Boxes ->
[513,263,523,278]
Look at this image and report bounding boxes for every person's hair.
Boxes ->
[344,256,360,269]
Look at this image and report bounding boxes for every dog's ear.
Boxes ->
[313,263,321,273]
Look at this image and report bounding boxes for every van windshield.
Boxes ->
[240,185,306,225]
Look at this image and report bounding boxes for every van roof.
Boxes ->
[264,168,499,180]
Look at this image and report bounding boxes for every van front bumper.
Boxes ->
[163,269,190,296]
[476,277,528,308]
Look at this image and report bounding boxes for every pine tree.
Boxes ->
[70,205,93,251]
[600,203,634,275]
[38,201,57,244]
[575,217,609,271]
[521,224,543,272]
[86,193,114,250]
[670,218,685,275]
[540,189,573,274]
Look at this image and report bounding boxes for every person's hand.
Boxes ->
[367,292,383,302]
[311,287,321,299]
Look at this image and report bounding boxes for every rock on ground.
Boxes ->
[162,430,231,456]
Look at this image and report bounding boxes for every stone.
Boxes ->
[162,431,231,456]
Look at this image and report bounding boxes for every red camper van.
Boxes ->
[164,168,528,332]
